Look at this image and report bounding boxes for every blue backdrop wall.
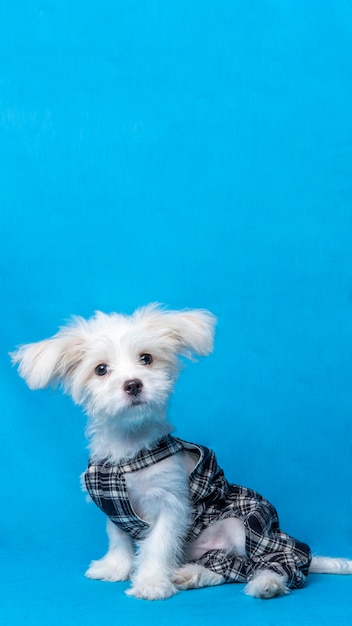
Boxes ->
[2,2,352,625]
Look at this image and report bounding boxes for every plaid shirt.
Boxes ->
[84,435,311,589]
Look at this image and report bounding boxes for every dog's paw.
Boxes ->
[173,563,224,590]
[244,570,289,599]
[126,578,178,600]
[85,554,132,582]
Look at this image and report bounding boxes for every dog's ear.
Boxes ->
[163,309,217,359]
[10,324,87,390]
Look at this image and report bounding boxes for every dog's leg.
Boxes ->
[244,570,289,599]
[126,495,189,600]
[85,519,134,582]
[173,563,225,589]
[126,513,181,599]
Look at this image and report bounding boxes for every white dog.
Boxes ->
[11,304,352,600]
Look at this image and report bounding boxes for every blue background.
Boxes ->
[2,1,352,624]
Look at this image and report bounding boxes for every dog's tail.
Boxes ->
[309,556,352,574]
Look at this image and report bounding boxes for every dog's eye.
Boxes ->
[95,363,109,376]
[139,353,153,366]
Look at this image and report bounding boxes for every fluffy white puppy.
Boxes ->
[11,305,352,600]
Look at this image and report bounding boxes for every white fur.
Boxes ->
[11,304,352,600]
[309,556,352,574]
[244,570,289,599]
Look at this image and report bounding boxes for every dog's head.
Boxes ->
[11,304,216,423]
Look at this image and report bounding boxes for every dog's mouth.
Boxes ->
[130,398,145,407]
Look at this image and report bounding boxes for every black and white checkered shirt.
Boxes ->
[84,435,311,589]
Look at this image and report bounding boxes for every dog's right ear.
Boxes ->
[10,325,86,390]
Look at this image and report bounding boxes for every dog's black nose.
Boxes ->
[123,378,143,397]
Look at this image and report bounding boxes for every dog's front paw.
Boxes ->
[126,578,178,600]
[244,570,289,599]
[85,554,132,582]
[173,563,224,590]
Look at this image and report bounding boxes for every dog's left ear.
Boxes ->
[164,309,217,358]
